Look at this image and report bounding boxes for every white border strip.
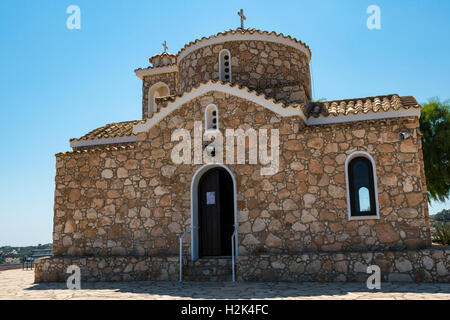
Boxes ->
[133,82,305,133]
[306,107,420,126]
[70,135,136,148]
[178,33,311,62]
[135,65,178,79]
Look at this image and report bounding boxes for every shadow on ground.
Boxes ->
[24,281,450,299]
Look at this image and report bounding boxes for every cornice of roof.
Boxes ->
[134,64,178,79]
[56,145,136,157]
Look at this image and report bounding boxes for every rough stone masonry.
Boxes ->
[36,28,448,283]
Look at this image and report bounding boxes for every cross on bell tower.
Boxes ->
[238,9,246,29]
[162,41,168,53]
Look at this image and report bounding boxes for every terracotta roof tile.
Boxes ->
[70,120,144,142]
[306,94,420,118]
[69,81,297,147]
[70,88,420,149]
[399,96,419,107]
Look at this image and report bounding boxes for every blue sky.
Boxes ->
[0,0,449,246]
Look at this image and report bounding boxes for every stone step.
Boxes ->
[182,257,234,281]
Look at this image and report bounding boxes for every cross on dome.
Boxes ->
[162,41,168,53]
[238,9,246,29]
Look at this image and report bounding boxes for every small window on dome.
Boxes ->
[219,49,232,82]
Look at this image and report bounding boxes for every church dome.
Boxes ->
[177,28,311,62]
[176,28,312,105]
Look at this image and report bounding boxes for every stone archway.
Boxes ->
[148,82,170,117]
[190,163,238,260]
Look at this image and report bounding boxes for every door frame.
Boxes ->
[191,163,238,261]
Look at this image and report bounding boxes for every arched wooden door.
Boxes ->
[198,167,234,257]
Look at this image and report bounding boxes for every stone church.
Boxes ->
[36,23,449,282]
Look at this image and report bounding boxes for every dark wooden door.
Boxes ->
[198,168,234,257]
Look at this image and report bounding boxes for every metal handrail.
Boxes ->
[179,226,192,282]
[231,225,238,282]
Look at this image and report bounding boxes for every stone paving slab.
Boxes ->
[1,269,449,300]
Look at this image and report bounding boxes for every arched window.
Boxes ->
[345,152,379,219]
[148,82,170,117]
[205,104,218,131]
[219,49,232,82]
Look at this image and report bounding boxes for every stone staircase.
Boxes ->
[182,257,233,281]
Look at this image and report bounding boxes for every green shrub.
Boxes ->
[432,222,450,245]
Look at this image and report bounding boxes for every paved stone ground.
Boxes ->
[0,269,449,300]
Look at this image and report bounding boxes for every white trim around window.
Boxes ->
[218,49,232,82]
[345,151,380,220]
[204,104,219,132]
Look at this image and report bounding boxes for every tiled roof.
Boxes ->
[177,28,311,60]
[147,80,296,120]
[148,52,177,68]
[70,120,143,142]
[69,87,420,149]
[155,82,303,108]
[399,96,420,107]
[135,28,311,73]
[149,52,176,60]
[304,95,421,118]
[69,81,297,144]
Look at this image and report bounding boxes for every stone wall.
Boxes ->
[53,91,430,258]
[142,72,177,119]
[237,248,449,282]
[177,40,311,105]
[35,248,449,282]
[293,118,431,252]
[35,256,180,282]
